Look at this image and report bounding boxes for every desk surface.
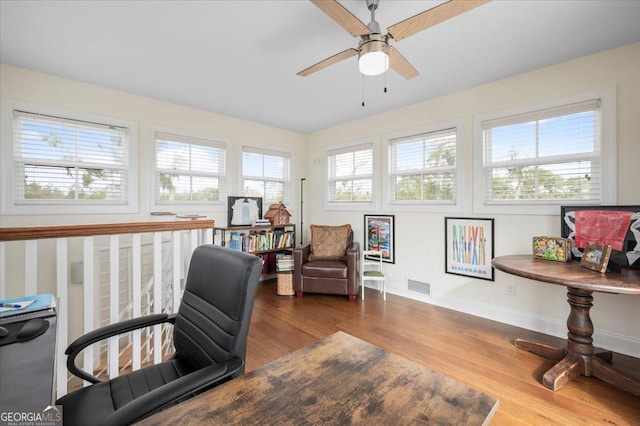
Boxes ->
[492,255,640,294]
[138,331,498,425]
[0,312,57,407]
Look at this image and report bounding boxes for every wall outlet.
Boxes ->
[505,283,516,296]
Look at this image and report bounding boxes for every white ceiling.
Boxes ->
[2,0,640,134]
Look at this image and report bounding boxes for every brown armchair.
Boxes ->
[293,224,360,301]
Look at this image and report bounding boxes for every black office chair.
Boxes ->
[56,244,263,425]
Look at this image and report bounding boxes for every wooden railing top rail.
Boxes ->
[0,219,215,242]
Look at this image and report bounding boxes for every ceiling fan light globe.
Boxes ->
[358,35,389,76]
[359,51,389,76]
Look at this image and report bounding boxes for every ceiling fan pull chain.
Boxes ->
[384,68,387,93]
[362,74,366,107]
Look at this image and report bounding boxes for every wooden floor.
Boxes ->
[246,281,640,425]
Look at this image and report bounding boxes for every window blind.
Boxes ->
[242,146,291,204]
[388,127,457,203]
[327,143,373,202]
[155,132,226,203]
[481,99,601,203]
[13,110,129,204]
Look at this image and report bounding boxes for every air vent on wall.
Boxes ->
[407,278,430,296]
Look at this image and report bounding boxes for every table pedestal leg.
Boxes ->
[591,356,640,396]
[515,286,640,397]
[514,339,566,360]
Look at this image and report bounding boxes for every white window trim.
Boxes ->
[240,145,292,206]
[382,119,465,213]
[149,126,229,213]
[324,138,377,212]
[472,87,617,215]
[0,98,138,215]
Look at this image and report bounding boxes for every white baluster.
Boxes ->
[132,233,141,371]
[56,238,68,398]
[82,237,94,387]
[0,242,5,299]
[25,240,37,295]
[153,232,162,364]
[108,235,119,379]
[173,231,181,313]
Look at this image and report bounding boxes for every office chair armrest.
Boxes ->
[103,357,244,426]
[66,313,177,384]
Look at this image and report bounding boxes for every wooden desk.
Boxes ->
[138,331,498,425]
[492,255,640,397]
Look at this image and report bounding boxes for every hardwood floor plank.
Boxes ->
[247,282,640,425]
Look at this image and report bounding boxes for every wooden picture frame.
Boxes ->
[364,215,395,264]
[445,217,494,281]
[580,242,612,273]
[227,196,262,227]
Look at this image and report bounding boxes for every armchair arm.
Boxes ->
[101,357,244,426]
[293,244,311,292]
[346,241,360,295]
[66,313,176,384]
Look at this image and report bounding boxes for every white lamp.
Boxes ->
[358,34,389,76]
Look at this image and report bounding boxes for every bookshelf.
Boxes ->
[213,224,296,277]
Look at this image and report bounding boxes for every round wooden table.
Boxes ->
[492,254,640,397]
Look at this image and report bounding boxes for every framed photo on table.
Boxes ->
[445,217,494,281]
[580,242,612,273]
[364,215,395,264]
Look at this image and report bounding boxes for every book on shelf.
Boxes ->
[276,253,294,272]
[220,226,294,254]
[228,239,241,251]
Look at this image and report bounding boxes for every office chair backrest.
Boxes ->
[172,244,262,373]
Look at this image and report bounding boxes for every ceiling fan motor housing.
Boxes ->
[358,33,389,76]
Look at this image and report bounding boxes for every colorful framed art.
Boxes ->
[364,214,395,264]
[445,217,494,281]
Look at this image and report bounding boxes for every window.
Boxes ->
[242,147,290,205]
[4,108,136,214]
[387,127,458,204]
[474,90,616,215]
[155,132,226,204]
[326,142,373,207]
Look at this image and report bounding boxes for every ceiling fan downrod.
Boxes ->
[366,0,382,34]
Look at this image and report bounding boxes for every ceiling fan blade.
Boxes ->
[310,0,371,37]
[388,47,419,80]
[297,48,359,77]
[387,0,490,42]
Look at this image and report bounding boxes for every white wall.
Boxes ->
[0,64,307,227]
[305,41,640,357]
[1,42,639,357]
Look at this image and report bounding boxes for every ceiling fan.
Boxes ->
[297,0,490,79]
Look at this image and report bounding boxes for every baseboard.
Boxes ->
[387,287,640,358]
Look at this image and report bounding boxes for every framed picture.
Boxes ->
[580,242,612,273]
[445,217,494,281]
[227,196,262,227]
[364,215,395,264]
[560,205,639,271]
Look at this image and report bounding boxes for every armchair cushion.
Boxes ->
[309,224,352,260]
[302,259,349,279]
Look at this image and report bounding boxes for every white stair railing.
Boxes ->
[92,239,178,380]
[0,220,214,399]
